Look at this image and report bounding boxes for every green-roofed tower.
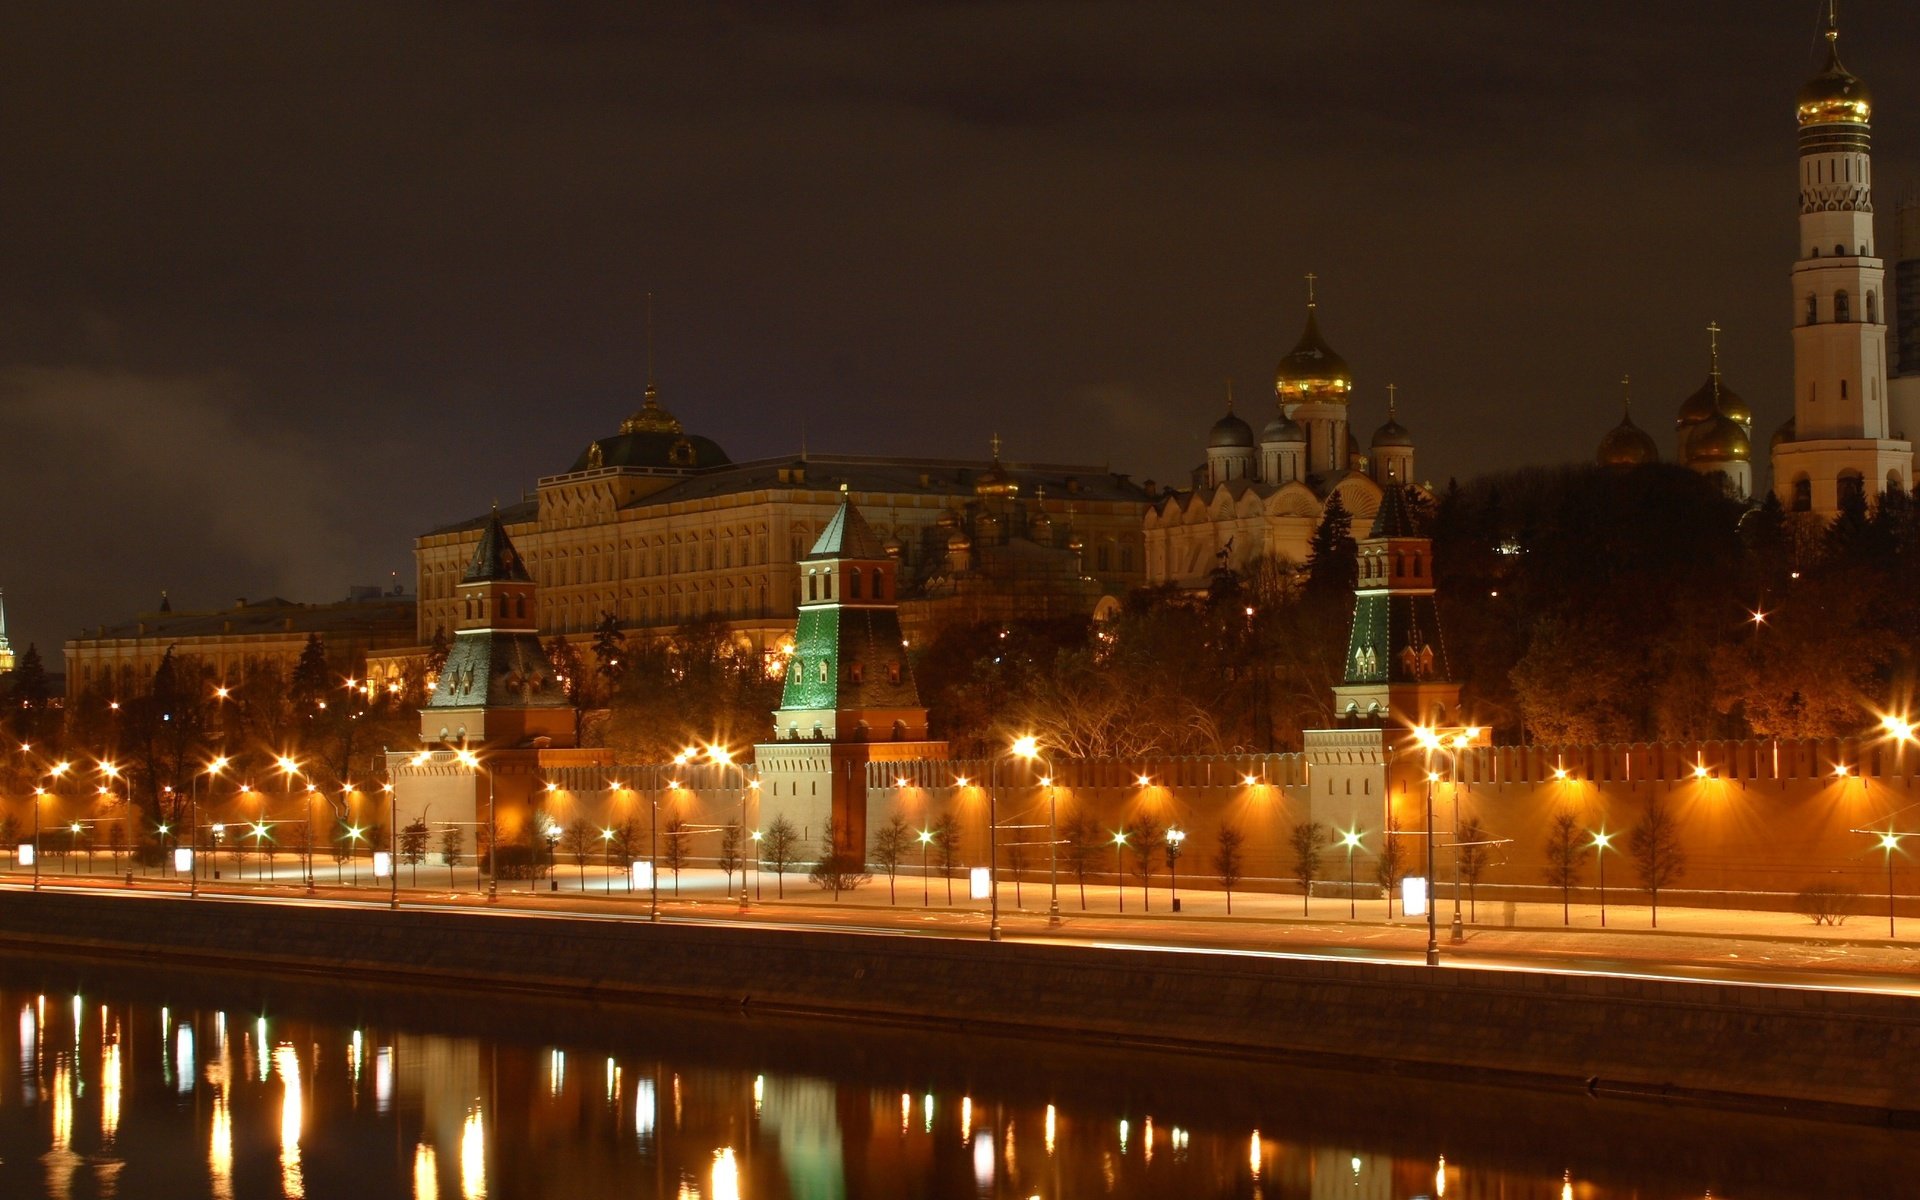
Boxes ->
[421,509,573,747]
[757,489,941,858]
[1332,485,1461,730]
[774,489,927,742]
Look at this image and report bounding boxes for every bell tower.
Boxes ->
[1773,9,1912,514]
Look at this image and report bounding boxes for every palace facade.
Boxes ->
[402,385,1150,679]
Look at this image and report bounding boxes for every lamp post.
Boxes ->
[1341,830,1363,919]
[917,829,933,906]
[1166,827,1186,912]
[1422,766,1438,967]
[1011,736,1061,928]
[1446,730,1477,945]
[455,749,496,902]
[1112,830,1127,913]
[1880,833,1902,938]
[708,746,753,914]
[387,781,399,910]
[100,762,132,885]
[193,758,228,897]
[1591,830,1613,928]
[649,791,660,922]
[986,764,1002,942]
[36,761,69,891]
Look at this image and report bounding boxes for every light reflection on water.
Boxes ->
[0,962,1911,1199]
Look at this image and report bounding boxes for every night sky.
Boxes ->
[2,1,1915,658]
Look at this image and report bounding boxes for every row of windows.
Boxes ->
[1804,289,1877,325]
[804,566,892,603]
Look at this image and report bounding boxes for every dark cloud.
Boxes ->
[0,1,1911,653]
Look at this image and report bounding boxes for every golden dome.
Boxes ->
[1686,411,1751,464]
[1677,374,1750,431]
[1598,411,1658,468]
[620,384,684,435]
[1798,31,1871,126]
[1274,305,1353,402]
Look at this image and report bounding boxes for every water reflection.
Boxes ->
[0,957,1912,1199]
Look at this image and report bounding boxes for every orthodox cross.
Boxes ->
[1305,272,1317,305]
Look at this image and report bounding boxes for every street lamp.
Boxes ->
[1591,829,1613,928]
[917,829,934,906]
[277,755,313,893]
[455,748,496,902]
[1340,830,1363,919]
[1879,832,1903,938]
[1166,826,1186,912]
[707,745,752,914]
[1010,735,1062,928]
[1111,830,1128,913]
[100,761,131,885]
[36,761,71,891]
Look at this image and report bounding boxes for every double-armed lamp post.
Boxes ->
[1010,736,1062,928]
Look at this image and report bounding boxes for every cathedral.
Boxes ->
[1601,13,1915,513]
[1143,283,1416,587]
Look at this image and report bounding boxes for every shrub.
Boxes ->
[1796,883,1855,927]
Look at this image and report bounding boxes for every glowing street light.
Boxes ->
[1010,734,1062,927]
[917,829,934,906]
[1340,830,1364,918]
[1111,830,1128,914]
[1590,829,1614,928]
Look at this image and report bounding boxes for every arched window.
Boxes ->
[1838,471,1866,505]
[807,573,817,602]
[823,572,834,600]
[1835,290,1851,322]
[817,659,830,683]
[1806,294,1818,325]
[1888,470,1904,496]
[1811,246,1820,258]
[849,568,863,600]
[1835,243,1846,256]
[1867,291,1878,323]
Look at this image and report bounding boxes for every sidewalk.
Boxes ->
[9,855,1916,948]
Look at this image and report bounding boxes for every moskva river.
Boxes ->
[0,955,1910,1198]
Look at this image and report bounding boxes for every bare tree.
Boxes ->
[1123,816,1165,911]
[1375,816,1406,918]
[1004,838,1028,906]
[1542,812,1588,925]
[762,816,799,898]
[1062,811,1101,910]
[1289,821,1328,916]
[1213,822,1246,914]
[560,817,596,889]
[399,819,430,885]
[869,814,910,904]
[931,812,961,904]
[662,816,689,895]
[717,820,743,898]
[438,825,464,888]
[1456,816,1492,921]
[808,820,872,899]
[1628,795,1686,927]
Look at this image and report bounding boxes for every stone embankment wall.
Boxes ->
[0,889,1912,1121]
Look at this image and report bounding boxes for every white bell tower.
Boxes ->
[1772,9,1912,515]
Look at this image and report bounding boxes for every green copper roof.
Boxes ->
[463,512,533,583]
[1368,484,1422,539]
[427,631,568,709]
[807,497,890,561]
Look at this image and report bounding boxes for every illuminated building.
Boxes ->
[1144,282,1417,587]
[1771,11,1914,515]
[409,382,1150,661]
[0,587,14,673]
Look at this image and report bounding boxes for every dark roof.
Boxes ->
[462,512,534,583]
[611,453,1152,508]
[808,497,890,560]
[568,429,731,473]
[1367,484,1423,539]
[72,596,415,645]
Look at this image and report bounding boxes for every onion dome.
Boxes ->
[883,533,905,558]
[947,529,973,551]
[1209,409,1254,448]
[1598,411,1658,467]
[974,434,1021,497]
[1798,23,1871,127]
[1274,281,1353,402]
[1261,413,1305,443]
[1686,411,1751,464]
[1677,323,1751,441]
[1371,390,1412,448]
[1770,415,1796,451]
